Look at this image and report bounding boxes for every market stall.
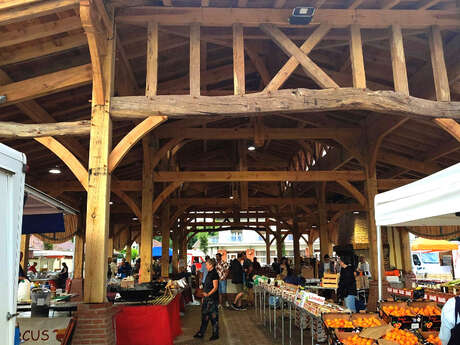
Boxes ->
[375,162,460,301]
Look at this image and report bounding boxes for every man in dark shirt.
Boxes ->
[337,256,357,312]
[272,258,281,274]
[194,258,219,341]
[18,252,28,282]
[230,253,245,310]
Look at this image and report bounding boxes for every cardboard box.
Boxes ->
[379,301,421,330]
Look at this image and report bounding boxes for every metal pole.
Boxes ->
[300,308,303,345]
[282,298,285,345]
[269,292,272,333]
[264,290,266,326]
[377,224,383,301]
[274,296,277,339]
[311,314,314,345]
[289,302,292,345]
[255,286,258,319]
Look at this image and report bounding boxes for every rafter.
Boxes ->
[0,120,90,139]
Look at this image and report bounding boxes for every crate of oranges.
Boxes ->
[333,332,377,345]
[409,301,441,331]
[379,301,421,330]
[383,328,420,345]
[322,313,354,331]
[419,331,441,345]
[350,313,385,330]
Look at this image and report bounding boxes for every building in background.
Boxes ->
[206,229,309,265]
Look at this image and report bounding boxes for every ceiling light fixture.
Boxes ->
[109,201,114,205]
[247,145,256,151]
[132,217,138,221]
[229,196,234,199]
[49,168,61,174]
[353,211,359,215]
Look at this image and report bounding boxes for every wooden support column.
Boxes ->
[172,231,179,274]
[317,183,330,259]
[387,227,396,268]
[389,24,409,95]
[265,235,271,267]
[83,13,115,303]
[161,203,170,278]
[392,227,403,269]
[74,231,85,279]
[400,228,412,273]
[293,225,301,274]
[307,240,314,257]
[428,25,450,102]
[276,225,283,261]
[349,24,366,88]
[20,235,30,269]
[365,173,380,279]
[139,135,154,283]
[238,140,248,210]
[189,23,201,96]
[126,241,132,263]
[107,237,114,260]
[233,23,245,95]
[146,23,158,97]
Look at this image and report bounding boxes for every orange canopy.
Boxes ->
[411,238,459,252]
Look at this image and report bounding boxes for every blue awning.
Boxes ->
[152,246,172,257]
[22,213,65,234]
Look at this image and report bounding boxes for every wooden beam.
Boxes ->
[35,137,88,190]
[0,64,92,107]
[264,24,331,92]
[337,180,367,207]
[348,0,365,9]
[0,120,90,139]
[153,182,182,214]
[349,24,366,88]
[81,1,106,105]
[260,24,339,89]
[233,23,245,96]
[139,135,154,283]
[156,127,362,140]
[389,24,409,95]
[273,0,287,8]
[239,141,248,210]
[416,0,443,10]
[0,0,78,26]
[0,33,87,67]
[380,0,401,9]
[83,1,115,303]
[0,16,82,48]
[108,116,167,173]
[189,23,201,96]
[377,178,415,190]
[152,170,365,182]
[428,26,450,102]
[238,0,248,7]
[434,119,460,142]
[201,0,210,6]
[110,88,460,120]
[378,150,441,174]
[116,7,459,28]
[146,22,159,97]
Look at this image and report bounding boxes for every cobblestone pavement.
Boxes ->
[174,305,313,345]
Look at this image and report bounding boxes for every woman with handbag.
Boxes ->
[194,258,220,341]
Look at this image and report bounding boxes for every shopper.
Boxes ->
[215,253,229,307]
[28,262,38,274]
[57,262,69,290]
[253,257,261,271]
[229,252,245,310]
[272,258,281,274]
[200,255,210,285]
[337,256,357,312]
[194,258,219,341]
[318,254,336,279]
[118,258,132,278]
[110,258,118,278]
[18,252,29,282]
[440,296,460,345]
[357,256,371,278]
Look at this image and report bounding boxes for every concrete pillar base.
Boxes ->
[70,278,83,302]
[72,303,119,345]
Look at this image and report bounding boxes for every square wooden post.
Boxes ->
[83,26,116,304]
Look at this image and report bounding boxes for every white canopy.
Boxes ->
[375,162,460,227]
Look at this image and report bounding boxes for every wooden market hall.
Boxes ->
[1,0,460,344]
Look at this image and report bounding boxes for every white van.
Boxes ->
[412,251,441,275]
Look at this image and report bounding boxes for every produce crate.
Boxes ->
[322,312,355,344]
[419,331,441,345]
[350,312,385,329]
[410,301,441,331]
[379,301,421,330]
[328,330,377,345]
[322,273,339,289]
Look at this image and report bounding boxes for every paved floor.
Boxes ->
[174,305,313,345]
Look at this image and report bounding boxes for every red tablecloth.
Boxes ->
[115,295,182,345]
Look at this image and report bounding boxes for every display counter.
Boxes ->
[115,293,182,345]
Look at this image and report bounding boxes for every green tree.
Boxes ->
[131,248,139,260]
[44,242,53,250]
[198,233,209,253]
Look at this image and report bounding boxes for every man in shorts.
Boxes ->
[215,253,229,308]
[229,252,246,310]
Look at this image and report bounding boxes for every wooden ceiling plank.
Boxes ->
[0,33,87,67]
[378,149,441,174]
[110,89,460,120]
[380,0,401,9]
[0,64,92,107]
[0,0,78,26]
[0,16,82,48]
[233,23,246,95]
